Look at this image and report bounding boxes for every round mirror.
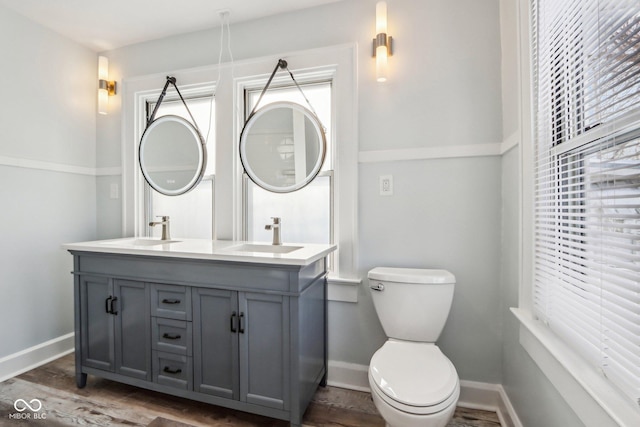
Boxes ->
[240,101,326,193]
[139,115,207,196]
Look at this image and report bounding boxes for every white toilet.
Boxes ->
[367,267,459,427]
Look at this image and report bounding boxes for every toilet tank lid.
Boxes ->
[368,267,455,284]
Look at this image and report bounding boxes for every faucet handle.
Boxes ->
[156,215,170,222]
[271,217,280,224]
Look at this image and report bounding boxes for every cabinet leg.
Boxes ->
[76,372,87,388]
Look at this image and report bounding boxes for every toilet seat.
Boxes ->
[369,341,459,415]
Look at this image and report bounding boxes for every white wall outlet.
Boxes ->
[110,183,119,199]
[380,175,393,196]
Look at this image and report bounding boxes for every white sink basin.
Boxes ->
[226,244,303,254]
[132,239,181,246]
[103,239,181,246]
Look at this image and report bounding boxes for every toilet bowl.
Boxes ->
[367,267,459,427]
[368,340,459,427]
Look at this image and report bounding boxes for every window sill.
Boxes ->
[511,308,640,427]
[327,276,360,303]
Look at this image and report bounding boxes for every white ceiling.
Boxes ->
[0,0,342,52]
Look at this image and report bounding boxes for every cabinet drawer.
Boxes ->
[153,351,192,390]
[151,284,192,320]
[152,317,192,356]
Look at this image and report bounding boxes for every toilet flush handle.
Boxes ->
[370,282,385,291]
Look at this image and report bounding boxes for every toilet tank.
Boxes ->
[368,267,456,342]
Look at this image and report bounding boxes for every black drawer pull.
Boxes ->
[239,312,245,334]
[163,366,182,375]
[230,311,237,333]
[162,333,181,340]
[105,296,112,314]
[110,297,118,315]
[162,298,181,305]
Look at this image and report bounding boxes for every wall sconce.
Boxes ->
[98,56,117,115]
[372,1,392,82]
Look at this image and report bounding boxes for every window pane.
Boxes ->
[244,81,333,248]
[247,83,332,170]
[150,178,213,239]
[146,95,215,239]
[150,97,215,175]
[247,175,330,244]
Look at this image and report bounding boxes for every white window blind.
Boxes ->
[532,0,640,407]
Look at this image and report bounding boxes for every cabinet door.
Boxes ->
[113,280,151,380]
[193,288,239,399]
[239,292,290,410]
[80,276,114,371]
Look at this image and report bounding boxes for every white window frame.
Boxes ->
[512,1,640,426]
[121,45,360,300]
[144,95,216,239]
[231,46,360,295]
[240,79,334,262]
[122,73,216,238]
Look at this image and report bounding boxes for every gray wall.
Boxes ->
[0,5,96,358]
[99,0,505,383]
[358,157,503,381]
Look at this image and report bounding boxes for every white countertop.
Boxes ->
[63,238,337,267]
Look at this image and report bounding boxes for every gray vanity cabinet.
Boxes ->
[79,276,151,381]
[193,288,239,399]
[239,292,290,410]
[70,251,329,427]
[193,289,290,410]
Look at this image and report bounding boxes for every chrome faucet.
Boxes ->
[149,215,171,240]
[265,217,282,245]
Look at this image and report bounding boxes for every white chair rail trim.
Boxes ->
[358,132,519,164]
[0,155,121,176]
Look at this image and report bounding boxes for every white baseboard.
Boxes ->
[327,360,370,391]
[0,333,74,383]
[458,380,523,427]
[327,360,523,427]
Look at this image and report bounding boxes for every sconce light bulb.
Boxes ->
[376,45,388,83]
[374,2,389,83]
[98,56,109,80]
[98,89,108,115]
[376,1,387,34]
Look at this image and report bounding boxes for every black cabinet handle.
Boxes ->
[110,297,118,315]
[163,366,182,375]
[105,296,112,314]
[239,312,245,334]
[230,311,237,333]
[162,298,181,304]
[162,333,181,340]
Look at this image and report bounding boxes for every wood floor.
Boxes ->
[0,354,501,427]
